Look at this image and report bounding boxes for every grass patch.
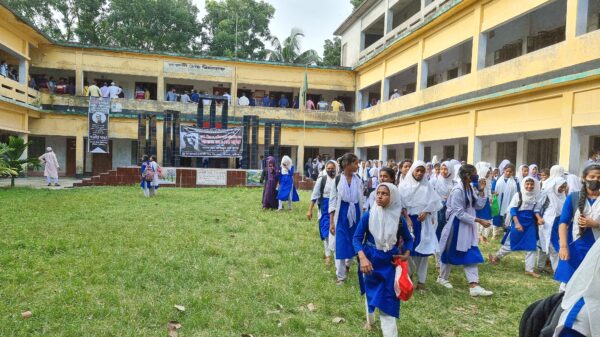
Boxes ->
[0,187,557,336]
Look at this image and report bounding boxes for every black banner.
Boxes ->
[87,97,111,153]
[180,126,242,158]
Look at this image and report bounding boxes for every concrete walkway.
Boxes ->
[0,177,81,189]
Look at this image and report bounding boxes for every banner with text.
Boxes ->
[196,169,228,186]
[164,62,232,77]
[88,97,111,153]
[180,126,242,158]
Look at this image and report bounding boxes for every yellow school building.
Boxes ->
[1,0,600,177]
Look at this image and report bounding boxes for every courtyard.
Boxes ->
[0,186,556,337]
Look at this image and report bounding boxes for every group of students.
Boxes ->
[304,153,600,337]
[260,155,300,211]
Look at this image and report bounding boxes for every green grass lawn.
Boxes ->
[0,186,557,337]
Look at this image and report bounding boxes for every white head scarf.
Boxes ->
[495,170,519,215]
[549,165,565,180]
[510,176,540,209]
[546,177,567,217]
[559,239,600,337]
[399,160,443,255]
[476,163,492,198]
[369,183,402,252]
[566,173,582,193]
[46,147,53,152]
[281,155,293,175]
[435,161,456,200]
[528,164,539,180]
[516,164,528,182]
[498,159,510,173]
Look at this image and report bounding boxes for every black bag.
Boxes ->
[519,292,564,337]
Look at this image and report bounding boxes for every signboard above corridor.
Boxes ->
[163,61,232,77]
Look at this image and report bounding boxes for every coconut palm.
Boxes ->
[0,144,17,178]
[0,136,40,188]
[268,28,321,65]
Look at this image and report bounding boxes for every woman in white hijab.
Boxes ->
[475,163,494,242]
[553,239,600,337]
[354,183,413,336]
[277,155,300,210]
[538,177,568,273]
[490,176,545,278]
[399,160,443,290]
[529,164,540,180]
[39,147,60,186]
[492,163,519,237]
[516,164,529,183]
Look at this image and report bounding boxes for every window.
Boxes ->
[424,39,473,88]
[446,68,459,80]
[131,140,139,165]
[527,139,558,169]
[496,141,517,165]
[367,146,379,160]
[443,145,455,160]
[386,65,418,99]
[424,146,431,162]
[387,148,397,161]
[404,148,414,160]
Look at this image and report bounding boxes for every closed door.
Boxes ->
[92,140,113,176]
[66,138,76,176]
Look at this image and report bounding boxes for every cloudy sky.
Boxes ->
[191,0,355,55]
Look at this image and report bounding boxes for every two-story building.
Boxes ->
[1,0,600,178]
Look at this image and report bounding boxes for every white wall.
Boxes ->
[112,138,134,168]
[341,20,363,67]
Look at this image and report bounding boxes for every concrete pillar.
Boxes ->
[381,145,388,162]
[297,144,305,176]
[516,134,527,166]
[471,4,486,71]
[157,74,165,102]
[417,60,428,90]
[156,120,164,165]
[414,120,422,161]
[75,68,84,96]
[75,132,84,178]
[559,91,577,172]
[231,66,238,113]
[489,140,498,166]
[568,0,588,38]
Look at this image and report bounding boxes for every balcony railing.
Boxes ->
[39,94,355,126]
[357,0,452,65]
[0,76,40,107]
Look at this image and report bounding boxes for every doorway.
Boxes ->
[66,138,76,176]
[92,140,113,176]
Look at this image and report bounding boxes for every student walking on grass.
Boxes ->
[277,155,299,211]
[353,183,413,337]
[140,155,151,197]
[307,160,339,265]
[329,153,363,285]
[491,163,519,238]
[365,167,396,211]
[555,164,600,289]
[398,160,443,291]
[537,176,567,273]
[489,176,545,278]
[437,164,493,296]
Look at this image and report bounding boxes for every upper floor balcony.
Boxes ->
[38,93,356,127]
[0,75,40,107]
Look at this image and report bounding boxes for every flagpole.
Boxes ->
[301,66,307,182]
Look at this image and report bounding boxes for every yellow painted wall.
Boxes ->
[475,96,563,136]
[420,113,469,142]
[356,129,381,147]
[358,63,384,89]
[385,44,420,77]
[481,0,548,32]
[573,86,600,127]
[0,103,28,133]
[382,123,417,145]
[423,11,474,58]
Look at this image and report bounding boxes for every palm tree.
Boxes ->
[0,136,40,188]
[268,28,321,65]
[0,144,18,178]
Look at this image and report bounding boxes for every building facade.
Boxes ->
[1,0,599,178]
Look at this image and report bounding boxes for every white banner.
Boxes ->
[164,62,232,77]
[196,168,227,186]
[158,167,177,185]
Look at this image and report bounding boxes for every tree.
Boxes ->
[103,0,202,53]
[5,0,202,53]
[268,28,321,65]
[201,0,275,59]
[320,37,341,67]
[351,0,364,9]
[0,136,40,188]
[0,144,18,178]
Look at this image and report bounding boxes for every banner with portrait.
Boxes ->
[88,97,111,153]
[180,126,242,158]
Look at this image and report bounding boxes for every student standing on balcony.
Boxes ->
[88,80,101,97]
[180,91,191,103]
[317,98,328,111]
[306,97,315,110]
[0,60,7,77]
[107,82,122,98]
[238,92,249,106]
[390,88,401,100]
[278,94,289,108]
[331,98,341,112]
[262,94,270,107]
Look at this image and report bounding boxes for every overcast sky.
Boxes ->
[191,0,354,55]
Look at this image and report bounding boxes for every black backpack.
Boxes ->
[519,292,564,337]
